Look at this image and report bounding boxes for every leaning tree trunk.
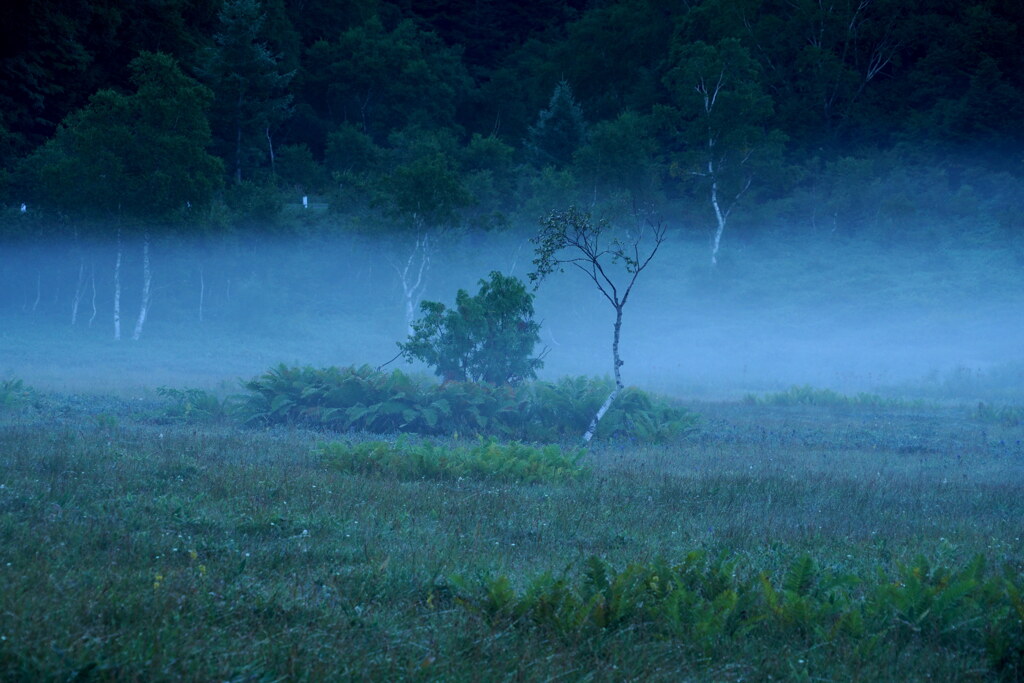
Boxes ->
[583,304,625,443]
[132,233,151,341]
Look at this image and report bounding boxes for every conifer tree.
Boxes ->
[527,80,588,169]
[200,0,294,184]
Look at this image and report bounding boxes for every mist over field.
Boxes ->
[4,1,1024,677]
[3,223,1021,401]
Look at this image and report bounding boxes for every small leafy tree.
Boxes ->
[531,206,666,442]
[399,271,544,385]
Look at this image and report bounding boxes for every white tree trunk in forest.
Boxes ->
[88,264,97,327]
[113,235,122,340]
[390,233,431,336]
[132,234,151,341]
[710,172,726,266]
[70,258,86,325]
[198,268,205,323]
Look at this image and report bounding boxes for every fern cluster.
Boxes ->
[318,437,585,484]
[455,553,1024,676]
[0,378,33,409]
[240,364,697,442]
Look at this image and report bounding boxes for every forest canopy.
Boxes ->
[1,0,1022,239]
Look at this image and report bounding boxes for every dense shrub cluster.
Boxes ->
[241,364,697,442]
[318,437,585,484]
[455,553,1024,678]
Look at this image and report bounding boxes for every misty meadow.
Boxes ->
[2,0,1024,680]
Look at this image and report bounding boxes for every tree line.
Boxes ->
[1,0,1022,248]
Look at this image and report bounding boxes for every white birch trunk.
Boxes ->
[132,234,151,341]
[583,385,621,443]
[88,264,97,327]
[113,235,122,341]
[198,268,205,323]
[582,305,626,443]
[70,259,86,325]
[392,233,431,336]
[710,174,726,266]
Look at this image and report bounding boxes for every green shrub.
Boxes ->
[240,364,698,443]
[399,271,544,385]
[318,437,585,483]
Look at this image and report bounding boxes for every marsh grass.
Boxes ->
[0,393,1022,680]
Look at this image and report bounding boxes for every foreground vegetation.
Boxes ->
[1,385,1022,680]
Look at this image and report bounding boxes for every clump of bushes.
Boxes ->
[453,553,1024,677]
[240,364,697,442]
[318,437,585,483]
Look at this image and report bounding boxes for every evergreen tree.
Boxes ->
[200,0,294,184]
[527,80,588,169]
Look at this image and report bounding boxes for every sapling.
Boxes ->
[530,206,666,442]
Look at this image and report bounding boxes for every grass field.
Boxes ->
[1,386,1022,681]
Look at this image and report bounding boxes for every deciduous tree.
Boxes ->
[399,271,544,385]
[531,206,665,442]
[662,38,783,265]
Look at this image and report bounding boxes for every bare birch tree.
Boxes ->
[663,38,782,266]
[530,206,666,443]
[387,232,431,336]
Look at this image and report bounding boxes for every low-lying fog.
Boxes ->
[2,226,1022,402]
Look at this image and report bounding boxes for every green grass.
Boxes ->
[745,384,925,409]
[319,437,586,484]
[1,392,1023,680]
